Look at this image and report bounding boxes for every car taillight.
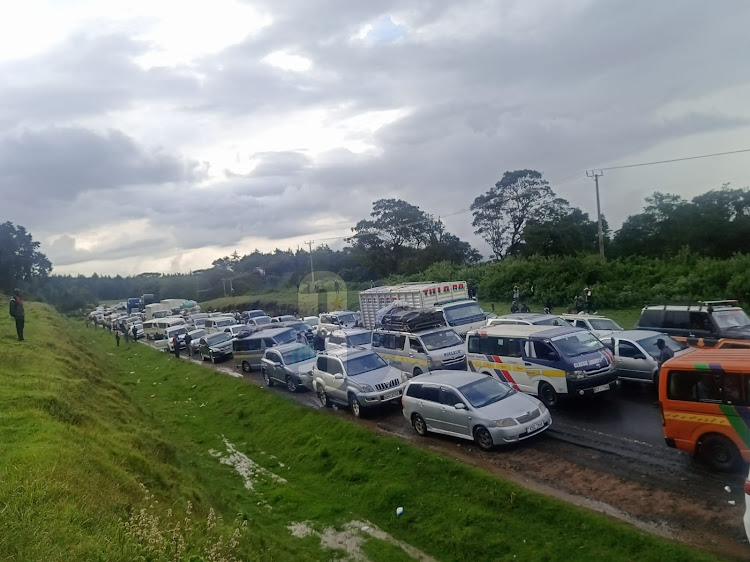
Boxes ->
[745,478,750,496]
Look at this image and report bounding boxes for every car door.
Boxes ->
[326,358,348,402]
[416,384,443,431]
[617,340,651,380]
[438,387,471,437]
[266,350,284,383]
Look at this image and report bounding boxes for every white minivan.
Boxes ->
[204,316,235,334]
[371,326,466,378]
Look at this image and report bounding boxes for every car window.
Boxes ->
[574,320,587,329]
[316,356,328,371]
[618,342,642,358]
[329,359,344,375]
[406,383,422,398]
[533,340,557,361]
[440,389,462,406]
[639,310,662,327]
[667,370,741,404]
[421,385,440,402]
[409,337,424,354]
[265,351,281,362]
[664,311,691,330]
[396,335,406,350]
[263,338,277,348]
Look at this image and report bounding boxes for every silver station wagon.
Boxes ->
[402,370,552,450]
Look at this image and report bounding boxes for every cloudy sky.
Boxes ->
[3,0,750,276]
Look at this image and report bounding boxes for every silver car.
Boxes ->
[312,348,408,417]
[199,332,234,363]
[402,370,552,450]
[600,330,688,385]
[260,343,317,393]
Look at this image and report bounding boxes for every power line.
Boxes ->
[599,148,750,172]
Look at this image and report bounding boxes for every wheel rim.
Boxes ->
[242,361,250,373]
[351,397,360,416]
[476,428,493,449]
[708,442,730,464]
[264,372,271,386]
[286,377,297,392]
[540,383,557,406]
[414,415,426,435]
[317,389,327,407]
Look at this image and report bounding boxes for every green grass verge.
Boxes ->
[0,303,716,561]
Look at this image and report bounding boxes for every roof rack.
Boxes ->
[643,300,740,312]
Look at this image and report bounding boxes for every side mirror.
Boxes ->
[454,403,467,410]
[273,361,283,368]
[333,373,344,380]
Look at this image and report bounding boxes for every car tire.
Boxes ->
[349,394,364,418]
[413,367,422,377]
[473,426,494,451]
[538,381,558,407]
[700,434,741,472]
[317,387,331,408]
[242,361,252,373]
[263,369,274,387]
[286,376,298,393]
[412,413,428,436]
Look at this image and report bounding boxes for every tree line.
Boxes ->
[2,170,749,311]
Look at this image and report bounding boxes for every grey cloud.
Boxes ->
[0,127,200,201]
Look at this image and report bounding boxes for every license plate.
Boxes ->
[527,421,544,433]
[593,384,610,393]
[382,390,400,400]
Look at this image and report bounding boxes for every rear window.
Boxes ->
[638,310,663,328]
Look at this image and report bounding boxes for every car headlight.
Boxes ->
[565,370,586,380]
[494,418,518,427]
[360,384,374,392]
[538,402,547,414]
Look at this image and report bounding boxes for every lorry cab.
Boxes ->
[465,324,617,407]
[372,326,466,377]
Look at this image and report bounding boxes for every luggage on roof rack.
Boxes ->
[380,307,445,332]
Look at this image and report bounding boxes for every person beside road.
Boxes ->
[115,330,120,347]
[184,331,193,355]
[124,327,130,344]
[296,331,305,344]
[132,324,138,341]
[173,335,181,358]
[9,289,25,341]
[313,329,326,352]
[574,294,584,313]
[512,285,520,308]
[584,287,595,314]
[520,303,531,313]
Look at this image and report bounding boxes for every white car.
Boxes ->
[325,328,373,351]
[559,314,623,338]
[187,328,206,354]
[224,324,251,339]
[303,316,319,328]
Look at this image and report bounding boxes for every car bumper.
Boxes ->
[208,348,233,359]
[359,386,405,407]
[491,411,553,443]
[430,357,467,371]
[566,370,619,395]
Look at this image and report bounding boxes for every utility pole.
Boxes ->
[586,170,605,260]
[305,240,315,285]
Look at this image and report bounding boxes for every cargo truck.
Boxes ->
[358,282,487,337]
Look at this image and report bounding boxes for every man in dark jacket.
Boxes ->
[9,289,25,341]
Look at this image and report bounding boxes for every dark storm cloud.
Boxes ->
[0,127,200,201]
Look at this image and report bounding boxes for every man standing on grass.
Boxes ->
[9,289,25,341]
[115,330,120,347]
[173,335,181,359]
[132,324,138,341]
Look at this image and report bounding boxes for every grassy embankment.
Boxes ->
[0,301,715,561]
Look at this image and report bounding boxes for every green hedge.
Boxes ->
[387,249,750,310]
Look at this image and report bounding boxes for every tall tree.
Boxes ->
[0,222,52,292]
[521,207,608,257]
[471,170,564,259]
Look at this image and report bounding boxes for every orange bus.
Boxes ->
[659,348,750,471]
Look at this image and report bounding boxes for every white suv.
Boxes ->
[559,314,623,338]
[312,348,407,417]
[325,328,372,351]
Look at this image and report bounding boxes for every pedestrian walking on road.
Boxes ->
[115,330,120,347]
[173,336,181,358]
[9,289,25,341]
[656,338,674,368]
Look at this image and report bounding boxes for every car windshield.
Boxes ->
[589,319,622,331]
[552,331,604,357]
[170,327,188,337]
[636,334,687,357]
[255,316,273,325]
[216,319,233,327]
[190,330,205,338]
[459,377,515,408]
[246,311,266,318]
[443,302,485,324]
[281,346,316,365]
[207,333,231,344]
[347,332,371,346]
[344,353,388,376]
[337,313,357,325]
[420,329,463,351]
[712,309,750,329]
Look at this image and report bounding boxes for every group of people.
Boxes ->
[510,285,553,314]
[573,288,596,314]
